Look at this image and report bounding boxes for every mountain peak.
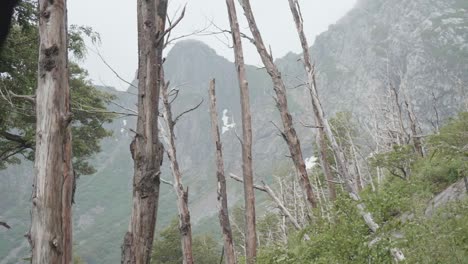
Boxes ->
[167,39,219,60]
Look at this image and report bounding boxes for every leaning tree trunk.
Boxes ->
[226,0,257,262]
[208,79,237,264]
[31,0,73,263]
[286,0,337,202]
[122,1,168,263]
[239,0,317,211]
[161,80,194,264]
[287,2,406,260]
[287,0,381,232]
[229,174,301,231]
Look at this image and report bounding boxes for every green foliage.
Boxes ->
[401,200,468,263]
[151,218,221,264]
[257,195,393,264]
[256,112,468,264]
[0,1,114,175]
[370,144,417,180]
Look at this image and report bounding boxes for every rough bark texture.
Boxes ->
[226,1,257,262]
[239,0,317,211]
[161,81,194,264]
[287,0,381,233]
[122,1,168,263]
[208,79,237,264]
[31,0,73,263]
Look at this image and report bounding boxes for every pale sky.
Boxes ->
[68,0,356,91]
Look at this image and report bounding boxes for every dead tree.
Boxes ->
[286,0,337,202]
[239,0,317,211]
[161,80,194,264]
[225,0,257,262]
[230,173,301,231]
[208,79,237,264]
[122,1,168,263]
[287,0,383,234]
[30,0,74,263]
[404,95,424,157]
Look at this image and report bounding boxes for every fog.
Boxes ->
[68,0,355,90]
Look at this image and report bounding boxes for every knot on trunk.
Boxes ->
[40,44,59,72]
[49,236,62,254]
[136,169,160,198]
[179,218,191,236]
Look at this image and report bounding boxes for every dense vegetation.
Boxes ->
[0,0,114,175]
[144,112,467,263]
[253,112,468,263]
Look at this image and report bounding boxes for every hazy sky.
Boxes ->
[68,0,356,90]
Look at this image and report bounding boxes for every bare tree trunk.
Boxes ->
[230,174,301,231]
[208,79,237,264]
[122,1,168,263]
[239,0,317,210]
[317,126,336,201]
[161,81,194,264]
[31,1,73,263]
[287,0,381,233]
[226,1,257,262]
[404,97,424,157]
[390,84,408,145]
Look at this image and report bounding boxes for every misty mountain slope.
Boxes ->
[278,0,467,119]
[1,0,467,263]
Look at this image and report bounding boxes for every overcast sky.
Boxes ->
[68,0,356,90]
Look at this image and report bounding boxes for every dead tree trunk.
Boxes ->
[285,1,337,202]
[404,97,424,157]
[208,79,237,264]
[161,81,194,264]
[230,174,301,230]
[239,0,317,211]
[226,1,257,262]
[122,1,168,263]
[287,0,382,233]
[30,1,73,263]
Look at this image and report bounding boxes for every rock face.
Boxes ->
[425,178,468,216]
[0,0,466,263]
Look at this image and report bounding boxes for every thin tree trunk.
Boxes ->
[230,174,301,230]
[390,84,407,145]
[161,80,194,264]
[287,0,381,233]
[317,130,336,200]
[122,1,168,263]
[239,0,317,211]
[225,1,257,262]
[404,97,424,157]
[31,0,73,263]
[208,79,237,264]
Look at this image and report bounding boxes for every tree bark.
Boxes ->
[161,79,194,264]
[31,0,73,263]
[226,1,257,262]
[122,1,168,263]
[208,79,237,264]
[239,0,317,211]
[287,0,381,233]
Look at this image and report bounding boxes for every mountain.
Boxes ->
[1,0,466,263]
